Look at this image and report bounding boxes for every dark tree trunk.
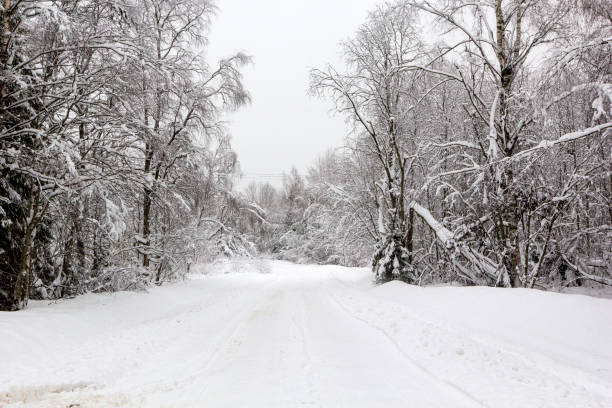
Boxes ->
[142,143,153,268]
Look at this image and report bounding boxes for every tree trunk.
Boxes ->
[142,143,153,268]
[503,168,522,287]
[13,211,35,310]
[406,207,414,264]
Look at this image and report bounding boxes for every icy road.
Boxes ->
[1,261,611,407]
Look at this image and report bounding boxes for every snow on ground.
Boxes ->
[1,260,611,407]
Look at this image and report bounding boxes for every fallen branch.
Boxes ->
[410,201,499,282]
[562,255,612,286]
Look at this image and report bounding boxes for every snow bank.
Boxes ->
[370,281,612,385]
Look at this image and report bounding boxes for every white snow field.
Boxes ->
[1,261,611,408]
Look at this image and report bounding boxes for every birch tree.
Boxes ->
[396,0,611,286]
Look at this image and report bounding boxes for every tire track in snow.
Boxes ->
[327,276,611,407]
[197,280,280,372]
[187,279,281,379]
[130,276,282,403]
[294,289,324,408]
[194,277,320,407]
[323,284,489,408]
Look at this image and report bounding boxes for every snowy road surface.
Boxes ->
[1,261,612,407]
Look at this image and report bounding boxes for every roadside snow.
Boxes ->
[1,261,611,407]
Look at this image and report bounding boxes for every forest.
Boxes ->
[1,0,611,311]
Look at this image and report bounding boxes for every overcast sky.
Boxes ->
[207,0,380,188]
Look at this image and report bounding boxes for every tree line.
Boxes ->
[2,0,610,311]
[0,0,251,310]
[243,0,611,289]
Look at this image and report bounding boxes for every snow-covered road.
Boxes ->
[1,261,611,407]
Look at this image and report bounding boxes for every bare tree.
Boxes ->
[311,2,424,282]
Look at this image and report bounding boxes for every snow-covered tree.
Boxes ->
[305,0,611,288]
[0,0,250,310]
[311,2,423,282]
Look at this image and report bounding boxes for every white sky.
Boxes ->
[207,0,380,188]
